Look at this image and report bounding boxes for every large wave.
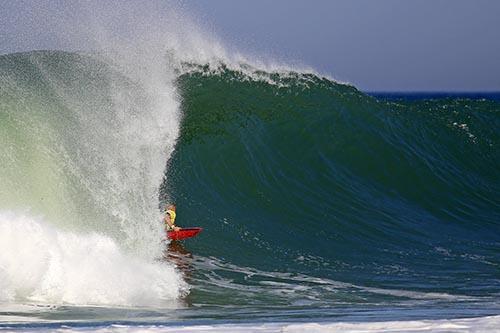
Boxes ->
[1,48,499,312]
[1,1,498,326]
[165,65,500,299]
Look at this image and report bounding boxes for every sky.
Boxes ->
[1,0,499,91]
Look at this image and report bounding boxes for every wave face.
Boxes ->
[165,65,500,308]
[0,51,185,306]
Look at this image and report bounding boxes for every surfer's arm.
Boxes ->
[164,214,180,231]
[164,214,172,229]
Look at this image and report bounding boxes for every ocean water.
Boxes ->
[0,50,499,332]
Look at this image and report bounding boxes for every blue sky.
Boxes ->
[1,0,499,91]
[186,0,500,91]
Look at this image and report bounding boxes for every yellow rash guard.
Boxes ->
[166,209,176,226]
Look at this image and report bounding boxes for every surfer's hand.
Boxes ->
[173,226,181,231]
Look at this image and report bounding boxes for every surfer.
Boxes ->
[164,204,180,232]
[164,204,202,240]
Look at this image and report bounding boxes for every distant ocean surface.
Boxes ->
[1,51,499,332]
[367,92,500,101]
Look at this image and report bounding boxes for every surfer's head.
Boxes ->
[166,204,176,212]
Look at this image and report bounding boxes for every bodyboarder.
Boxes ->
[164,204,180,232]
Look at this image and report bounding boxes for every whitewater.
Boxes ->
[1,2,499,332]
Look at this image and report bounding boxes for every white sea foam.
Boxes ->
[20,315,500,332]
[0,211,187,307]
[1,2,191,308]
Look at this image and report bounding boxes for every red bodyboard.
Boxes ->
[167,227,203,240]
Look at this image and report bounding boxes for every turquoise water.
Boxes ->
[0,51,499,330]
